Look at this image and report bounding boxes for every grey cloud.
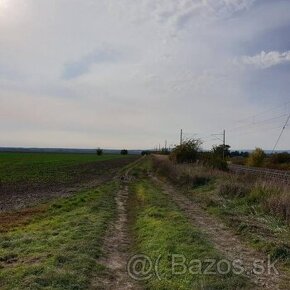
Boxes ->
[62,47,122,80]
[1,0,290,150]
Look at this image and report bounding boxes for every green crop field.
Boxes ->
[0,153,131,184]
[0,152,138,213]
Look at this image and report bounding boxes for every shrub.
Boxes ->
[170,139,202,163]
[200,151,228,171]
[212,144,231,158]
[120,149,128,155]
[152,156,211,188]
[96,148,103,156]
[247,148,266,167]
[270,152,290,164]
[152,157,179,182]
[230,156,246,166]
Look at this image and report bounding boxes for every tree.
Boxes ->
[170,139,202,163]
[96,148,103,156]
[120,149,128,155]
[247,148,266,167]
[200,146,228,171]
[212,144,231,158]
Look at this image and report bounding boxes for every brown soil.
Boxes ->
[0,205,48,232]
[152,176,290,290]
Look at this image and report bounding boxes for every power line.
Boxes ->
[228,100,290,129]
[272,113,290,153]
[227,113,288,133]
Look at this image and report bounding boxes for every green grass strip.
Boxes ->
[0,181,118,290]
[130,179,252,290]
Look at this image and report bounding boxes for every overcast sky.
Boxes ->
[1,0,290,150]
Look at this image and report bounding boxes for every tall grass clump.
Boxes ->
[218,180,251,198]
[263,191,290,223]
[152,156,212,188]
[217,173,290,225]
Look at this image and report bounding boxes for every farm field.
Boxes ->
[0,153,138,212]
[1,155,290,289]
[0,153,133,184]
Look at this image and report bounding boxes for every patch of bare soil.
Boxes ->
[0,205,47,232]
[0,157,138,213]
[90,171,142,290]
[152,176,290,290]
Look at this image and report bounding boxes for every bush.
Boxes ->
[152,157,178,182]
[270,152,290,164]
[212,144,231,158]
[96,148,103,156]
[152,156,211,188]
[170,139,202,163]
[230,156,246,165]
[247,148,266,167]
[200,151,228,171]
[120,149,128,155]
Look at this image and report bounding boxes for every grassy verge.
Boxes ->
[0,181,118,289]
[199,183,290,264]
[151,156,290,275]
[129,164,252,289]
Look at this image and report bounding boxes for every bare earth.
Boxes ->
[90,165,142,290]
[152,176,290,290]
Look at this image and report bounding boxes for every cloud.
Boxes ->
[238,50,290,69]
[1,0,290,150]
[62,47,122,80]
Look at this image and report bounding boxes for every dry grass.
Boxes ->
[264,191,290,223]
[152,155,290,225]
[152,155,215,188]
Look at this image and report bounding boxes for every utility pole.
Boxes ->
[180,129,183,145]
[211,130,226,160]
[223,129,226,161]
[165,140,167,150]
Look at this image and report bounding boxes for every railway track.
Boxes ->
[229,164,290,184]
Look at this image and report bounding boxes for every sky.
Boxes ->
[0,0,290,150]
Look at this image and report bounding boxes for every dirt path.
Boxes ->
[91,171,141,289]
[152,176,290,290]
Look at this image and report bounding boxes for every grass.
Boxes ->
[151,156,290,271]
[129,163,252,289]
[0,153,132,184]
[192,173,290,267]
[0,181,118,289]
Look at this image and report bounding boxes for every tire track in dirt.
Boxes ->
[91,168,142,290]
[152,176,290,290]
